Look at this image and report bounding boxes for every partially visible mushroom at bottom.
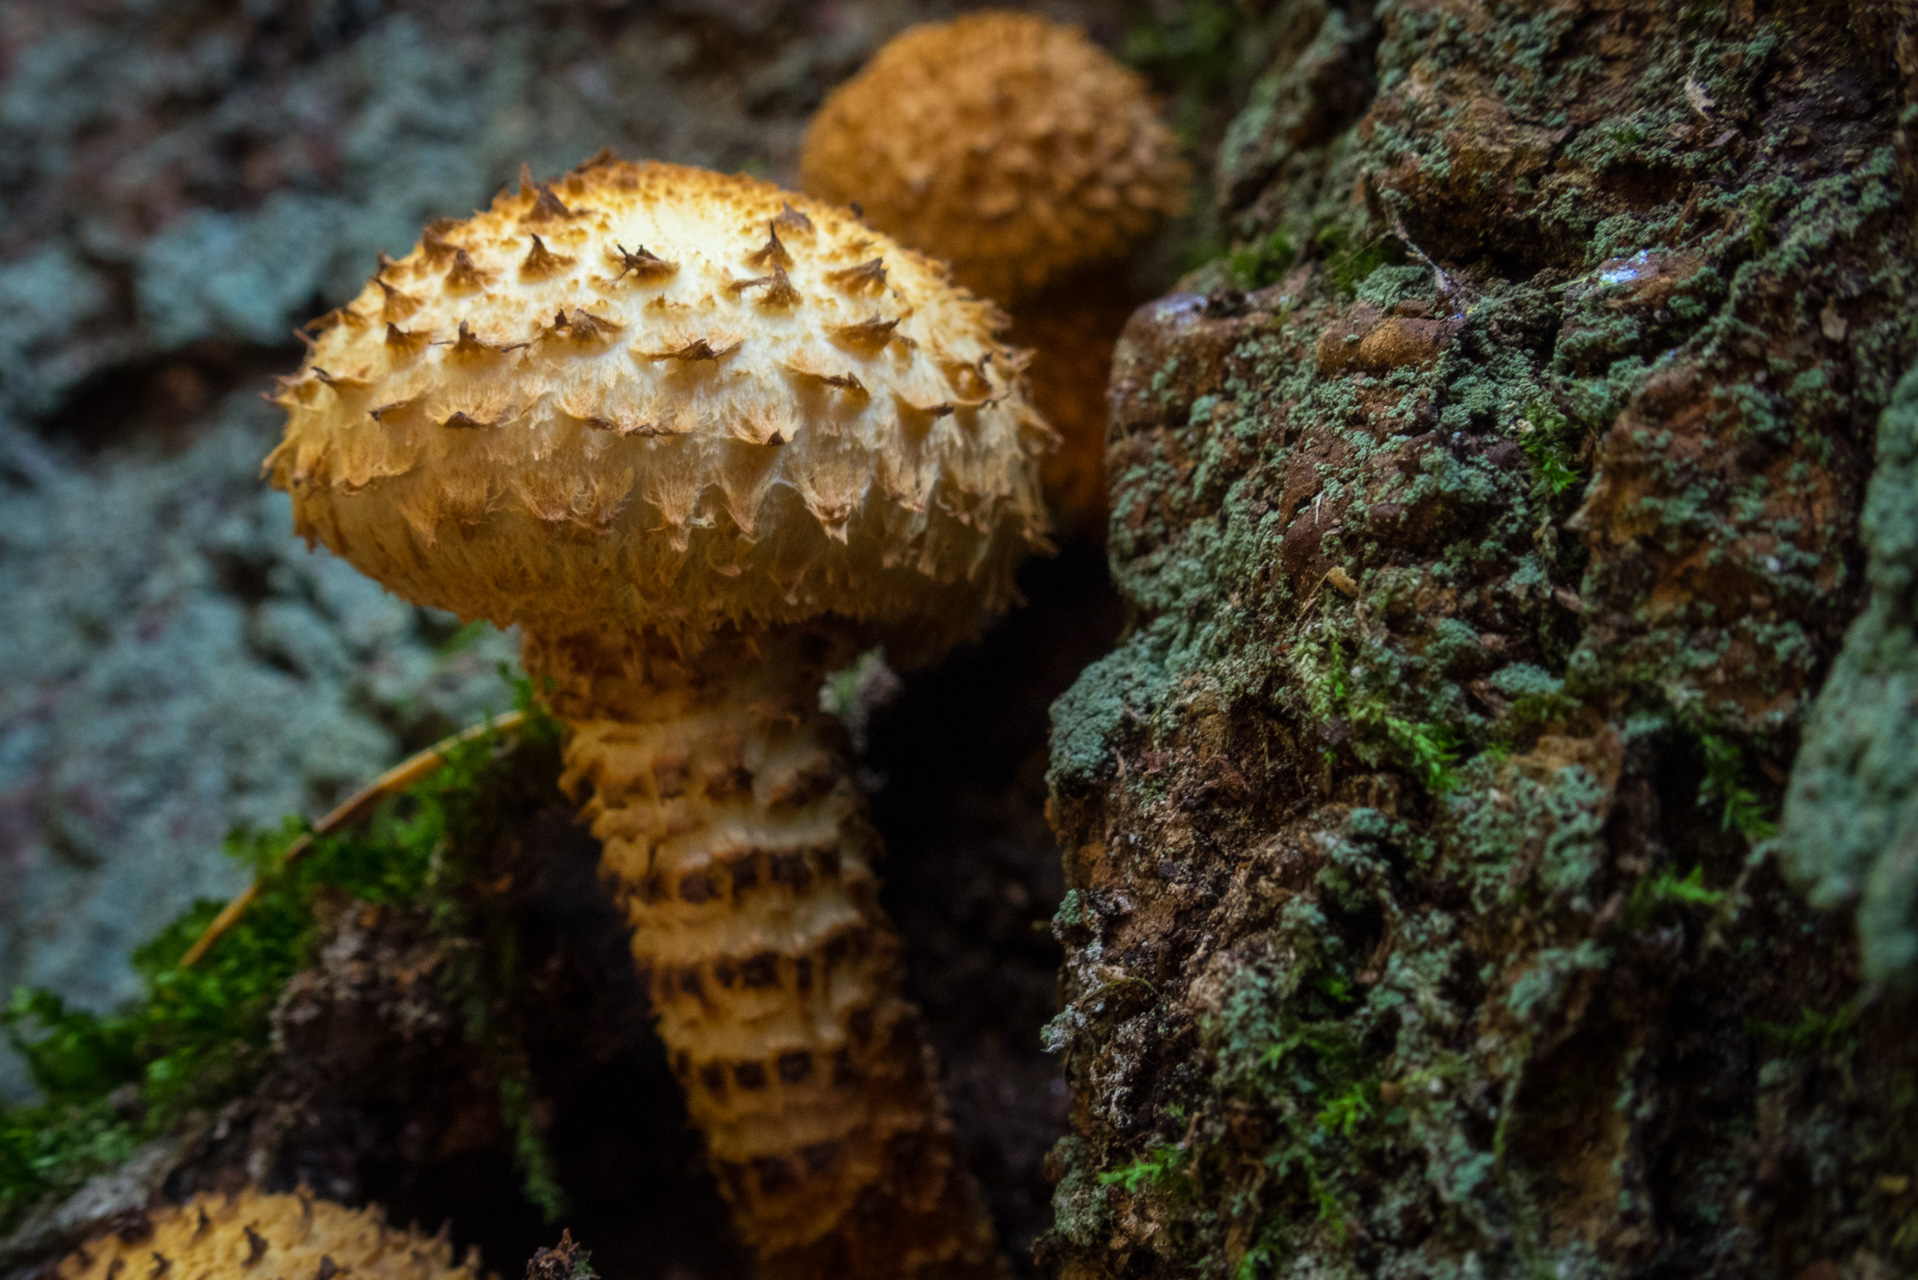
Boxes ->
[49,1187,487,1280]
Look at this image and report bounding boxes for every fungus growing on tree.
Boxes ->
[50,1188,484,1280]
[800,10,1189,307]
[265,156,1048,1279]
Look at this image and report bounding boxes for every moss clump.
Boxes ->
[1290,629,1464,794]
[1227,230,1296,290]
[0,681,563,1234]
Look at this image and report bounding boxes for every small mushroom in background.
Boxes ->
[49,1188,486,1280]
[801,11,1188,307]
[265,156,1049,1279]
[1003,273,1140,536]
[800,11,1189,537]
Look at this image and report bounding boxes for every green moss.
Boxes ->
[1187,904,1400,1265]
[1291,629,1464,794]
[1065,759,1617,1270]
[1620,866,1727,934]
[1518,402,1584,495]
[2,801,450,1222]
[1695,731,1780,845]
[437,619,493,654]
[1123,0,1287,274]
[1748,1004,1859,1057]
[1123,1,1241,93]
[1321,235,1394,299]
[1228,230,1296,289]
[0,681,566,1231]
[1098,1143,1191,1194]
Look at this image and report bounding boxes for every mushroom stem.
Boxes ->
[522,625,1004,1280]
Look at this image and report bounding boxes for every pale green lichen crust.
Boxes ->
[1782,364,1918,981]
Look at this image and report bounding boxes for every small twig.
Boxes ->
[1298,564,1359,619]
[179,709,528,967]
[1388,211,1471,315]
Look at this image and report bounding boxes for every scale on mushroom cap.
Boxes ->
[800,10,1189,536]
[262,155,1051,1280]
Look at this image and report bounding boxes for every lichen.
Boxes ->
[1042,0,1918,1274]
[1781,364,1918,979]
[0,394,519,1096]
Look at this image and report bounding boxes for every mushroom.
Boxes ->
[800,10,1189,307]
[265,157,1049,1278]
[49,1188,485,1280]
[800,12,1188,534]
[1004,274,1142,537]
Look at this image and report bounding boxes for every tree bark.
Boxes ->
[1040,1,1918,1275]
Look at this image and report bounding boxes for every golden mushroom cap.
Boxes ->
[799,11,1189,306]
[51,1188,486,1280]
[265,157,1051,652]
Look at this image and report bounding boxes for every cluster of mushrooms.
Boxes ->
[804,12,1188,533]
[59,13,1187,1280]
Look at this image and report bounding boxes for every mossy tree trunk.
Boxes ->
[1040,1,1918,1275]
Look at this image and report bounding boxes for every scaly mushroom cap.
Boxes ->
[800,11,1189,305]
[50,1188,486,1280]
[266,157,1051,652]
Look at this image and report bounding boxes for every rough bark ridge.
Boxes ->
[1043,1,1918,1276]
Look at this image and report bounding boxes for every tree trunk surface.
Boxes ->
[1041,2,1918,1276]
